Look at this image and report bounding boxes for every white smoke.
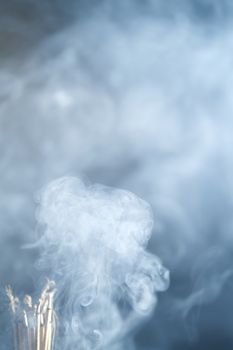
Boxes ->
[1,1,233,349]
[35,176,169,349]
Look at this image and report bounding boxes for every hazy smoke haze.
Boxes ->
[1,1,233,349]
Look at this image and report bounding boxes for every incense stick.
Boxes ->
[6,281,57,350]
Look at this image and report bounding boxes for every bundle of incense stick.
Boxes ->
[6,280,56,350]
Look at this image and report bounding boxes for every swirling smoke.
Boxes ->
[1,1,233,350]
[35,176,169,350]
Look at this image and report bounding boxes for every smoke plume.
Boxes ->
[1,1,233,349]
[35,176,169,349]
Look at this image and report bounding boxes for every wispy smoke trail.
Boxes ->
[35,176,169,349]
[1,1,233,349]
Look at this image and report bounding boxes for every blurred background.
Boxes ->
[1,0,233,349]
